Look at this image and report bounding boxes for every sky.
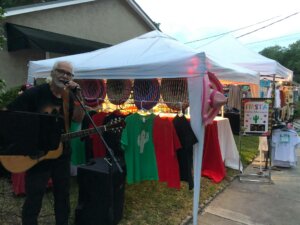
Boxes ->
[136,0,300,52]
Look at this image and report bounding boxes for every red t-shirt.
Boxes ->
[89,112,109,158]
[153,116,182,189]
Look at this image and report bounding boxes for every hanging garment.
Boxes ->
[173,115,198,190]
[272,129,300,167]
[274,88,281,108]
[70,121,86,166]
[11,172,53,196]
[266,87,272,98]
[81,110,98,161]
[102,111,127,161]
[11,172,26,195]
[121,113,158,184]
[89,112,109,158]
[280,90,286,107]
[227,85,241,111]
[202,122,226,183]
[153,116,181,189]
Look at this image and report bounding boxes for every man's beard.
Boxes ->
[52,77,66,89]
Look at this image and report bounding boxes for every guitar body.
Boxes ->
[0,117,124,173]
[0,143,63,173]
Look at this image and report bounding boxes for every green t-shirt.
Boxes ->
[121,113,158,184]
[70,121,86,165]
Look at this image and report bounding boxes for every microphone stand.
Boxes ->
[71,90,123,173]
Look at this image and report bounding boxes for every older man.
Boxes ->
[8,61,84,225]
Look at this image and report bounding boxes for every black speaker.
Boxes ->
[75,158,126,225]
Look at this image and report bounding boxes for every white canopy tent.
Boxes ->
[194,34,293,81]
[28,30,258,225]
[28,34,259,85]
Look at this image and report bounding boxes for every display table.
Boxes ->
[213,117,242,171]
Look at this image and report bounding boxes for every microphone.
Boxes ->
[63,81,81,92]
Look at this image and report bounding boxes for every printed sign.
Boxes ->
[241,98,273,136]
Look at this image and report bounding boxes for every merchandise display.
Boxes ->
[106,79,132,105]
[160,78,189,111]
[133,79,160,110]
[76,79,106,107]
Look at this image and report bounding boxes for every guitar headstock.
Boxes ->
[104,117,126,133]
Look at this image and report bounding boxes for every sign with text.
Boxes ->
[241,98,273,136]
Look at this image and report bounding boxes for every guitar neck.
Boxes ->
[61,125,106,141]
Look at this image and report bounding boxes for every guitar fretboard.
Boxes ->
[61,126,106,141]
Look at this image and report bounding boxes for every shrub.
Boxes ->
[0,79,20,109]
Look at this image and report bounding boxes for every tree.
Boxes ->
[0,6,6,101]
[260,41,300,83]
[0,6,5,50]
[284,41,300,83]
[259,45,287,66]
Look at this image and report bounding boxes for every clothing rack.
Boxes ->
[98,97,189,105]
[92,97,189,115]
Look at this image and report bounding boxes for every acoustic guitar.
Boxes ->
[0,118,124,173]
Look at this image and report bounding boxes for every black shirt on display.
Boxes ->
[173,115,198,190]
[102,111,127,163]
[81,110,98,161]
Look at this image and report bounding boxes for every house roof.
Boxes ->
[4,0,159,30]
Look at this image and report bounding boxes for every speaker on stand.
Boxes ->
[75,158,126,225]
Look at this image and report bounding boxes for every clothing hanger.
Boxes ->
[137,100,151,123]
[177,102,184,117]
[138,100,150,116]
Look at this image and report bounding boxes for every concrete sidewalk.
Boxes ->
[190,148,300,225]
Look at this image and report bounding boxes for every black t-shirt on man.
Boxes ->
[7,83,74,157]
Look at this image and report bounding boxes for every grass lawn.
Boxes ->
[0,135,258,225]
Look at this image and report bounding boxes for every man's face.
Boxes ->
[51,62,74,88]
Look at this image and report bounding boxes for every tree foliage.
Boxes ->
[0,6,5,98]
[0,5,7,101]
[260,40,300,83]
[0,6,5,50]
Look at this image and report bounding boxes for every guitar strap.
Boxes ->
[62,90,70,132]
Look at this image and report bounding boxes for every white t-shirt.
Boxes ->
[272,129,300,167]
[274,89,281,108]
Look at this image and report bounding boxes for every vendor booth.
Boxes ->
[195,34,294,136]
[195,34,293,117]
[194,34,293,81]
[26,31,258,225]
[195,35,296,182]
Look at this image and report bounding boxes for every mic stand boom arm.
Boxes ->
[71,91,123,173]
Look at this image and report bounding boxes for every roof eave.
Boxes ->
[126,0,159,31]
[4,0,95,17]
